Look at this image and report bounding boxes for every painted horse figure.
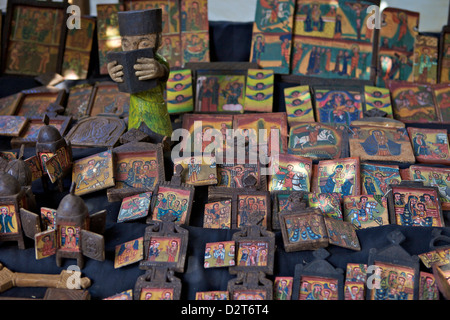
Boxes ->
[293,129,335,149]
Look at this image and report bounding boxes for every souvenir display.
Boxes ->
[1,0,450,303]
[244,69,274,112]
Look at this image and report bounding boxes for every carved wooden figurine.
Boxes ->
[107,8,173,137]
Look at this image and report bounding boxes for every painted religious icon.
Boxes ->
[195,291,229,300]
[288,122,346,160]
[299,275,339,300]
[3,3,66,76]
[314,88,363,125]
[216,161,262,189]
[291,36,373,80]
[40,207,56,231]
[204,241,236,268]
[311,157,360,198]
[237,195,269,229]
[58,224,80,252]
[236,240,269,267]
[0,205,19,234]
[96,4,123,75]
[439,28,450,83]
[146,236,182,264]
[268,153,312,192]
[388,81,440,123]
[407,127,450,165]
[26,155,43,182]
[0,116,27,137]
[349,126,415,163]
[117,192,152,223]
[173,155,217,186]
[151,186,192,224]
[166,69,194,114]
[324,217,360,251]
[232,289,267,300]
[274,277,293,300]
[104,290,133,300]
[404,165,450,210]
[345,263,367,283]
[307,192,342,220]
[361,163,401,199]
[140,288,174,300]
[343,194,389,229]
[15,91,64,118]
[88,82,130,116]
[0,92,23,116]
[62,17,95,80]
[344,282,364,300]
[412,35,438,84]
[45,152,67,183]
[433,83,450,123]
[364,86,393,118]
[233,112,288,154]
[13,118,68,148]
[35,229,57,260]
[181,113,233,153]
[377,8,419,86]
[419,272,439,300]
[388,185,444,227]
[182,31,210,63]
[284,85,315,125]
[195,73,246,112]
[280,208,328,251]
[293,0,376,42]
[244,69,274,113]
[114,237,144,268]
[250,0,295,74]
[368,261,416,300]
[72,150,115,196]
[203,200,232,229]
[64,84,94,119]
[114,151,160,190]
[419,248,450,268]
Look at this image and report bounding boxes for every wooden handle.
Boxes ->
[12,271,91,289]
